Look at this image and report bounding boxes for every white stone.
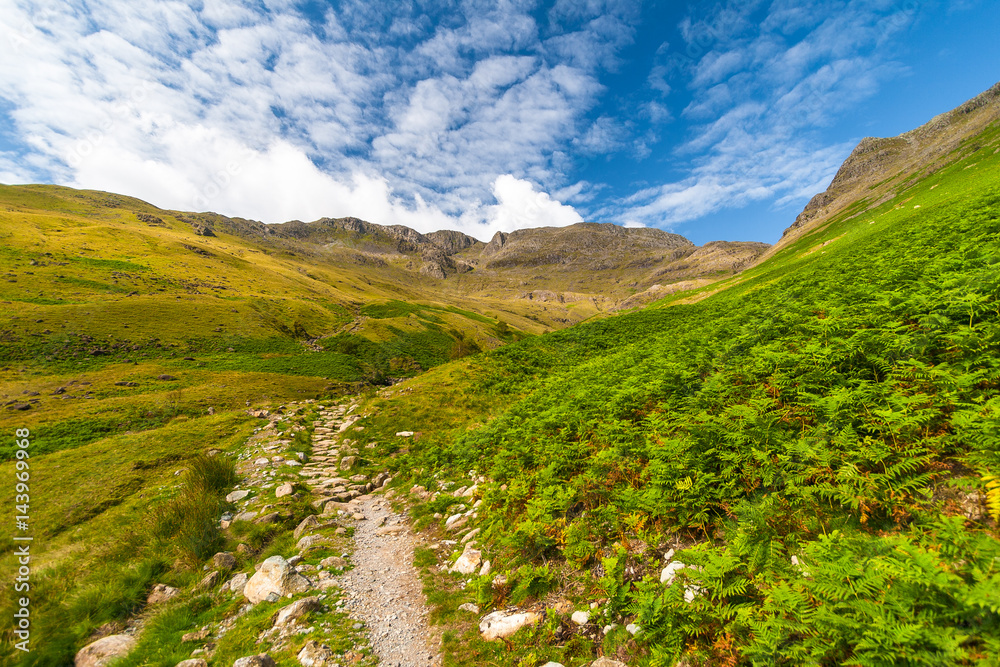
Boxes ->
[226,489,251,503]
[458,602,480,613]
[452,543,482,575]
[274,596,322,626]
[395,431,414,437]
[243,556,311,604]
[660,560,687,585]
[227,572,248,595]
[479,560,492,577]
[591,659,628,667]
[626,623,641,635]
[571,610,590,625]
[479,610,541,641]
[74,635,136,667]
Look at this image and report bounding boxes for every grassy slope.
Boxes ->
[345,125,1000,665]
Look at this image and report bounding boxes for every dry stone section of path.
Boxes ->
[303,403,442,667]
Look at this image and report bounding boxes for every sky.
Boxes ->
[0,1,997,244]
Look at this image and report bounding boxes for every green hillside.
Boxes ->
[341,120,1000,664]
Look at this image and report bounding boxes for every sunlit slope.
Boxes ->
[348,112,1000,664]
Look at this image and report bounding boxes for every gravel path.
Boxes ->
[307,404,441,667]
[339,496,440,667]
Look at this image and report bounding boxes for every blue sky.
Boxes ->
[0,0,997,244]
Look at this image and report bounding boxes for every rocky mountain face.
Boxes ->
[181,212,769,313]
[772,81,1000,254]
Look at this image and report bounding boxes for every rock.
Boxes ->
[114,381,138,387]
[207,407,215,415]
[175,660,208,667]
[660,560,688,585]
[74,634,136,667]
[227,572,249,595]
[458,602,480,613]
[479,610,541,640]
[461,528,480,543]
[226,489,251,503]
[319,556,346,569]
[231,510,258,523]
[212,552,236,571]
[244,556,312,604]
[276,482,294,498]
[233,655,276,667]
[146,583,179,605]
[181,627,209,642]
[626,623,641,635]
[591,659,628,667]
[294,515,320,539]
[157,374,177,381]
[452,543,482,575]
[395,431,414,437]
[571,610,590,625]
[274,596,322,626]
[375,524,404,536]
[339,456,356,470]
[254,512,282,524]
[961,491,987,520]
[541,663,566,667]
[254,457,269,466]
[479,560,492,576]
[296,534,328,552]
[198,571,220,590]
[297,640,334,667]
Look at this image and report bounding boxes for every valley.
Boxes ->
[1,82,999,667]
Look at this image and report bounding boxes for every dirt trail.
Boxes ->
[305,404,441,667]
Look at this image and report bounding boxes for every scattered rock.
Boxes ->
[452,543,482,575]
[212,552,236,571]
[626,622,641,635]
[226,489,251,503]
[571,610,590,625]
[254,512,282,525]
[233,655,276,667]
[175,660,208,667]
[479,610,541,641]
[181,627,209,642]
[275,482,294,497]
[395,431,414,437]
[339,456,356,470]
[226,572,249,595]
[157,374,177,381]
[660,560,688,585]
[74,634,136,667]
[243,555,311,604]
[114,381,138,387]
[297,640,334,667]
[293,515,320,539]
[591,659,628,667]
[146,583,179,605]
[458,602,480,614]
[375,524,404,536]
[198,571,220,590]
[274,596,322,626]
[295,534,328,552]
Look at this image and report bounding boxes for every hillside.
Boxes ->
[1,81,999,667]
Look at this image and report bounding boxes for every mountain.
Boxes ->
[768,81,1000,256]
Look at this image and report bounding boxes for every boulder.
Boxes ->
[297,640,334,667]
[274,596,322,626]
[276,482,294,498]
[479,610,541,641]
[295,534,328,552]
[339,456,356,470]
[227,572,249,595]
[452,543,482,575]
[571,610,590,625]
[226,489,251,503]
[233,656,276,667]
[146,583,179,605]
[293,515,320,539]
[74,634,136,667]
[212,552,236,570]
[244,556,311,603]
[198,571,220,590]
